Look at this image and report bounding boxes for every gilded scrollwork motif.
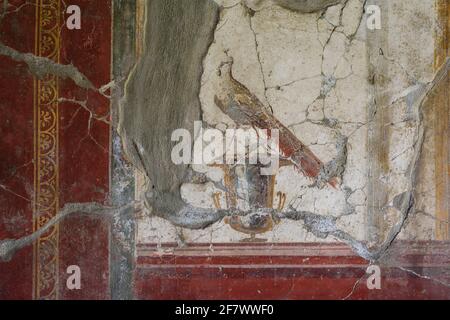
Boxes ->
[33,0,61,300]
[38,237,58,299]
[39,81,58,105]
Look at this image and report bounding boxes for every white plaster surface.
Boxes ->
[138,0,442,245]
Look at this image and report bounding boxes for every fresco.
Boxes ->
[0,0,449,300]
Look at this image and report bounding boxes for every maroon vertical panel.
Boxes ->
[58,0,111,300]
[0,1,37,300]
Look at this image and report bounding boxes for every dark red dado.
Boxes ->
[135,242,450,300]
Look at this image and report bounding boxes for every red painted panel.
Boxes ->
[0,1,37,300]
[58,0,111,300]
[59,215,110,299]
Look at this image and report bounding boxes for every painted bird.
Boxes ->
[214,57,338,188]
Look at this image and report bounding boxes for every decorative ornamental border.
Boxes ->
[33,0,61,300]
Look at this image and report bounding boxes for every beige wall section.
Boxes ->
[134,0,147,203]
[434,0,449,241]
[135,0,447,245]
[366,0,438,243]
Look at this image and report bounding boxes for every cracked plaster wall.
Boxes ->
[135,0,445,247]
[0,0,448,298]
[0,0,438,260]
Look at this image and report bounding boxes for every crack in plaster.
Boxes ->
[398,266,450,289]
[243,0,346,13]
[0,42,95,90]
[0,201,141,262]
[342,269,367,300]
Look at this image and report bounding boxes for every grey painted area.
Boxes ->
[110,0,137,301]
[119,0,220,212]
